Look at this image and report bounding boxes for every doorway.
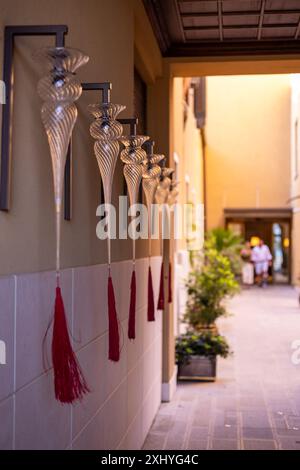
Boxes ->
[225,209,292,284]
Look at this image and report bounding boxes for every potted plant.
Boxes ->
[176,331,230,381]
[205,227,243,278]
[176,246,239,381]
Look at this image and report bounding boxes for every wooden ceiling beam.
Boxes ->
[184,23,297,31]
[167,39,300,57]
[258,0,266,40]
[180,9,300,18]
[217,0,223,41]
[295,17,300,38]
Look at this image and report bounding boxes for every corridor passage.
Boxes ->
[144,287,300,450]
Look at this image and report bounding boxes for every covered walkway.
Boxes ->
[144,287,300,450]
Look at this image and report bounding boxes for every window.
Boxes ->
[133,68,147,203]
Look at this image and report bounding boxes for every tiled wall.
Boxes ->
[0,256,163,450]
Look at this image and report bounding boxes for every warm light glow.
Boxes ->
[283,237,290,248]
[250,236,260,247]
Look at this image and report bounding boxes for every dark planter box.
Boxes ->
[178,356,217,381]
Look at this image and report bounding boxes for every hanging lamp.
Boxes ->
[35,46,89,403]
[88,84,125,362]
[119,119,149,339]
[142,141,163,321]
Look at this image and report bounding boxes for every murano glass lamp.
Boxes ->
[155,162,174,310]
[142,141,164,321]
[168,179,180,206]
[88,86,125,362]
[119,122,149,339]
[166,177,180,304]
[35,46,89,403]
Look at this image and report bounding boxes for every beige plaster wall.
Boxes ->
[0,0,162,276]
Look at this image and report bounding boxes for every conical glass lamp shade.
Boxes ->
[35,46,89,404]
[142,152,164,247]
[35,47,89,274]
[155,167,174,204]
[120,134,149,340]
[120,135,149,207]
[89,103,125,209]
[89,100,125,362]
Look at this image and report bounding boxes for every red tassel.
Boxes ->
[148,266,155,321]
[52,286,89,404]
[128,269,136,340]
[157,261,164,310]
[168,262,172,303]
[108,275,120,361]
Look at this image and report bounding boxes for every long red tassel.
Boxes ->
[52,286,89,404]
[157,261,164,310]
[108,275,120,361]
[148,266,155,321]
[168,262,172,303]
[128,269,136,340]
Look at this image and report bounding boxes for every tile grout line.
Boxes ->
[0,256,162,283]
[9,307,161,402]
[2,257,162,450]
[71,329,162,446]
[207,395,217,450]
[12,275,17,450]
[117,374,163,450]
[70,268,74,450]
[238,402,244,450]
[261,376,280,450]
[182,396,199,450]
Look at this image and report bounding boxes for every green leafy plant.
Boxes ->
[184,248,239,329]
[205,227,243,276]
[177,228,240,367]
[176,331,231,366]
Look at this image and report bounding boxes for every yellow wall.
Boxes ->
[205,75,291,229]
[172,77,204,252]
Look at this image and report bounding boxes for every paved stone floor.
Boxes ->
[143,286,300,450]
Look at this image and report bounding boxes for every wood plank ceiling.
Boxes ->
[143,0,300,56]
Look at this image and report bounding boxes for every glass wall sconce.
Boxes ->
[142,140,164,322]
[119,118,149,340]
[88,84,125,362]
[155,161,174,310]
[0,24,76,219]
[35,45,89,404]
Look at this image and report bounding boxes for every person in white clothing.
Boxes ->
[251,238,272,287]
[241,241,254,286]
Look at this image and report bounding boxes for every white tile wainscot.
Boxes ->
[0,256,163,450]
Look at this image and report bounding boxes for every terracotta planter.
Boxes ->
[178,355,217,381]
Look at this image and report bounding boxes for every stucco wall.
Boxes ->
[0,0,142,276]
[206,74,291,229]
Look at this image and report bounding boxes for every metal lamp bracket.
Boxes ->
[0,25,72,217]
[118,118,138,136]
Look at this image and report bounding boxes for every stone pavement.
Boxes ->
[143,286,300,450]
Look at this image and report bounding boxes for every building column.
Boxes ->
[148,63,177,401]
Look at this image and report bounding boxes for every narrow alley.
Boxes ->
[144,287,300,451]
